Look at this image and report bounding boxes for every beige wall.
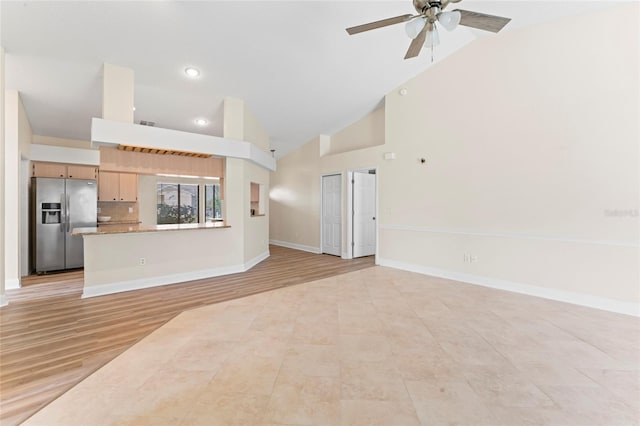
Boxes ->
[4,90,32,287]
[83,228,245,294]
[32,135,94,150]
[223,97,271,264]
[241,100,270,260]
[270,137,322,250]
[270,4,640,312]
[243,103,270,153]
[270,108,388,254]
[244,162,270,261]
[223,97,244,140]
[329,107,384,155]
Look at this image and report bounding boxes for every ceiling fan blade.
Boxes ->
[454,9,511,33]
[346,14,414,35]
[404,24,428,59]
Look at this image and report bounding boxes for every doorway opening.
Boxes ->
[348,169,377,259]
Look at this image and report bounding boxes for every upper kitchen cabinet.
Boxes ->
[67,165,98,180]
[119,173,138,202]
[98,171,138,202]
[32,162,97,180]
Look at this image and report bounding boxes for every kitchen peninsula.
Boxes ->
[74,220,268,299]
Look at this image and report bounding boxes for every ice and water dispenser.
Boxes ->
[41,202,62,224]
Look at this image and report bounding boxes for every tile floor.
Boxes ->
[25,267,639,425]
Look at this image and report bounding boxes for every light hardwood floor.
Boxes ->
[0,246,375,425]
[20,264,640,426]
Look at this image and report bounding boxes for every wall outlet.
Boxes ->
[463,253,478,263]
[128,207,134,213]
[139,257,146,266]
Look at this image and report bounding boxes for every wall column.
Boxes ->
[1,47,6,305]
[102,63,134,123]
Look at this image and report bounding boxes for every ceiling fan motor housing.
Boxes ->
[413,0,444,22]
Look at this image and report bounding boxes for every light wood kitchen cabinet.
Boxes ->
[119,173,138,202]
[98,171,138,201]
[67,165,97,179]
[32,162,97,179]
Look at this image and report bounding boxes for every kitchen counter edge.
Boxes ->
[73,222,231,236]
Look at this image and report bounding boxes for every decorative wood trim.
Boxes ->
[117,144,212,158]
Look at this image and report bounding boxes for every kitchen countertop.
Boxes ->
[73,222,230,236]
[97,220,141,226]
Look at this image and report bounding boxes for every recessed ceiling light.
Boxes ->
[195,118,208,126]
[184,67,200,78]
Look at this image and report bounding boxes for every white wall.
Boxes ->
[5,90,32,288]
[1,47,6,305]
[102,63,134,123]
[269,4,640,315]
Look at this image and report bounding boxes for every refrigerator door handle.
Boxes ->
[60,193,66,233]
[66,194,71,233]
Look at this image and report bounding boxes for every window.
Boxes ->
[157,183,199,224]
[204,184,222,221]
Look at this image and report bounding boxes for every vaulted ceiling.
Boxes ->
[1,1,617,157]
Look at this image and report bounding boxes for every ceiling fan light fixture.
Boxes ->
[423,25,440,48]
[405,17,426,39]
[438,10,461,31]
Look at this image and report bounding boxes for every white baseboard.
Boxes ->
[0,293,8,307]
[83,251,270,299]
[269,239,321,254]
[377,257,640,317]
[5,278,20,290]
[244,250,270,270]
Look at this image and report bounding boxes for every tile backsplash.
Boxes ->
[97,202,139,222]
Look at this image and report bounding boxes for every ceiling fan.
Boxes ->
[346,0,511,60]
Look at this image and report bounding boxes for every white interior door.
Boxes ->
[322,174,342,256]
[353,172,376,258]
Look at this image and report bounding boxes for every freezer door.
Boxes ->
[65,179,97,269]
[34,178,66,272]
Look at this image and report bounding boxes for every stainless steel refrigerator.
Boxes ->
[31,177,97,273]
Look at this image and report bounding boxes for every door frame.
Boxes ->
[346,167,378,261]
[320,172,344,257]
